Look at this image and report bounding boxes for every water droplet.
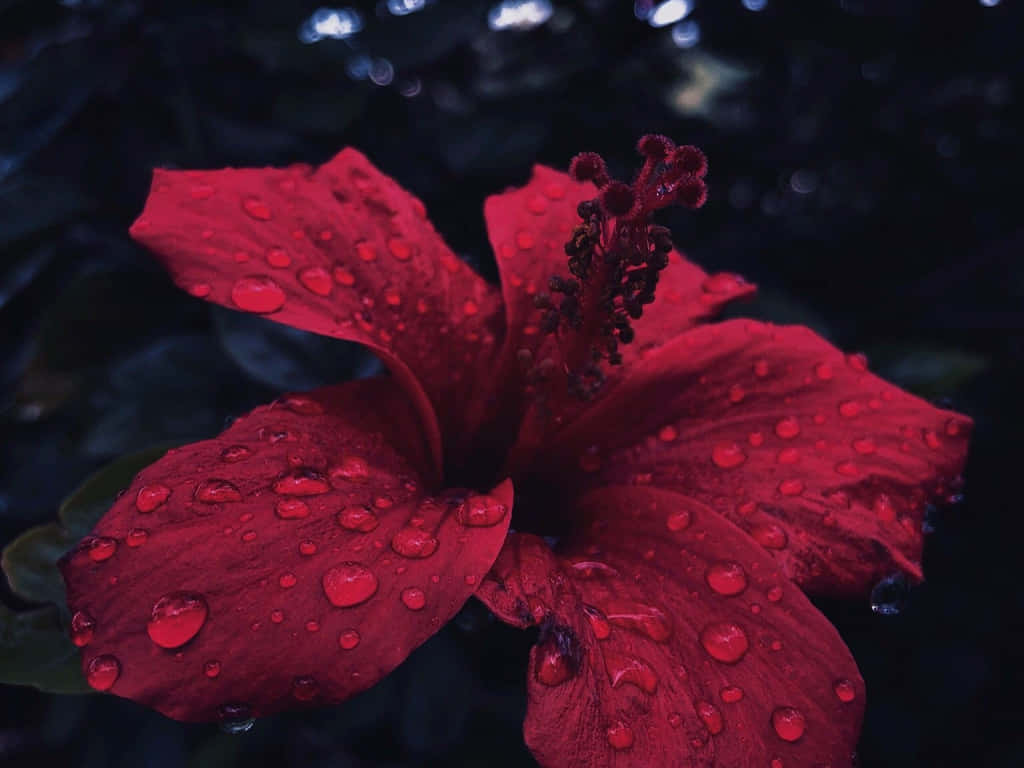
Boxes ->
[220,445,251,463]
[279,572,298,588]
[266,248,291,268]
[699,621,749,663]
[391,527,439,558]
[720,685,744,703]
[604,651,658,693]
[852,437,877,455]
[515,230,535,250]
[400,587,426,611]
[330,456,369,483]
[705,561,748,596]
[204,660,221,678]
[387,237,413,261]
[777,478,805,497]
[846,352,868,371]
[658,425,678,442]
[333,265,356,286]
[88,537,117,562]
[231,276,286,313]
[241,530,257,543]
[838,400,861,418]
[666,509,691,531]
[305,619,320,632]
[697,701,724,734]
[323,563,378,607]
[338,629,361,649]
[606,721,634,751]
[754,359,770,377]
[774,417,800,439]
[526,194,548,215]
[270,608,285,624]
[70,610,95,647]
[273,468,330,496]
[292,675,318,701]
[711,442,747,469]
[86,655,120,691]
[834,678,857,702]
[544,182,565,200]
[195,479,242,503]
[766,585,783,603]
[463,299,480,317]
[276,499,310,519]
[456,494,508,527]
[242,198,272,220]
[873,494,896,522]
[126,527,148,547]
[748,431,765,447]
[605,602,672,642]
[299,539,318,556]
[835,460,859,477]
[338,505,379,532]
[923,429,942,449]
[147,592,209,649]
[218,703,255,734]
[771,706,806,742]
[582,604,610,639]
[814,361,834,380]
[751,523,788,550]
[776,447,800,465]
[870,572,908,615]
[136,484,171,512]
[728,383,746,403]
[298,267,332,296]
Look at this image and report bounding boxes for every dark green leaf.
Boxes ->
[0,603,90,694]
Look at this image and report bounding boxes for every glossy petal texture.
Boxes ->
[476,486,863,768]
[483,165,754,471]
[130,149,505,474]
[59,379,512,722]
[533,320,972,596]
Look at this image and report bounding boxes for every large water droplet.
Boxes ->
[705,561,748,596]
[456,494,508,527]
[582,604,610,639]
[604,651,658,694]
[391,527,439,558]
[273,468,330,496]
[699,621,749,663]
[605,601,671,642]
[231,277,286,313]
[534,643,575,686]
[400,587,426,611]
[337,505,379,532]
[771,706,806,742]
[70,610,95,647]
[147,592,209,649]
[330,456,370,483]
[606,721,634,751]
[323,563,378,607]
[86,655,120,691]
[195,479,242,503]
[136,484,171,512]
[711,442,747,469]
[870,572,908,615]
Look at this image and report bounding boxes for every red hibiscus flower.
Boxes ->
[59,137,971,767]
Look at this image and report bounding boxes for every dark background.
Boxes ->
[1,0,1022,765]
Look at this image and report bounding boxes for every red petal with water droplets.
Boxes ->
[58,379,512,722]
[476,486,863,768]
[130,149,505,474]
[483,165,754,473]
[536,320,972,596]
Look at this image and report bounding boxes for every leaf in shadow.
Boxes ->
[0,603,90,694]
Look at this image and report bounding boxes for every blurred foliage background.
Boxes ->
[1,0,1022,765]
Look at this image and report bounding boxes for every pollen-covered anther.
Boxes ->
[568,153,609,188]
[636,134,676,160]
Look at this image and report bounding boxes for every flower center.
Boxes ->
[527,135,708,400]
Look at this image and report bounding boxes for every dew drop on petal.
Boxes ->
[604,652,658,694]
[771,707,806,742]
[273,468,330,496]
[331,456,370,483]
[195,479,242,503]
[777,478,805,497]
[774,417,800,439]
[231,277,286,313]
[276,499,310,519]
[292,675,318,701]
[279,572,297,589]
[86,655,120,691]
[136,484,171,512]
[751,523,788,550]
[697,701,724,734]
[299,539,317,556]
[814,361,834,380]
[270,609,285,624]
[322,563,378,607]
[387,237,413,261]
[699,621,749,663]
[298,267,332,296]
[391,527,439,558]
[70,610,95,647]
[266,248,291,268]
[834,678,857,702]
[838,400,862,418]
[666,509,691,532]
[720,685,744,703]
[711,442,747,469]
[126,528,148,547]
[456,495,508,527]
[582,604,610,639]
[204,660,221,678]
[606,721,634,751]
[400,587,427,611]
[337,505,379,532]
[338,629,361,649]
[852,437,877,455]
[705,561,748,596]
[242,198,272,220]
[88,537,117,562]
[221,445,251,463]
[147,592,209,649]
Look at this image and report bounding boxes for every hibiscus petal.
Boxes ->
[58,379,512,722]
[476,486,863,768]
[483,165,754,472]
[532,319,972,596]
[130,149,505,473]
